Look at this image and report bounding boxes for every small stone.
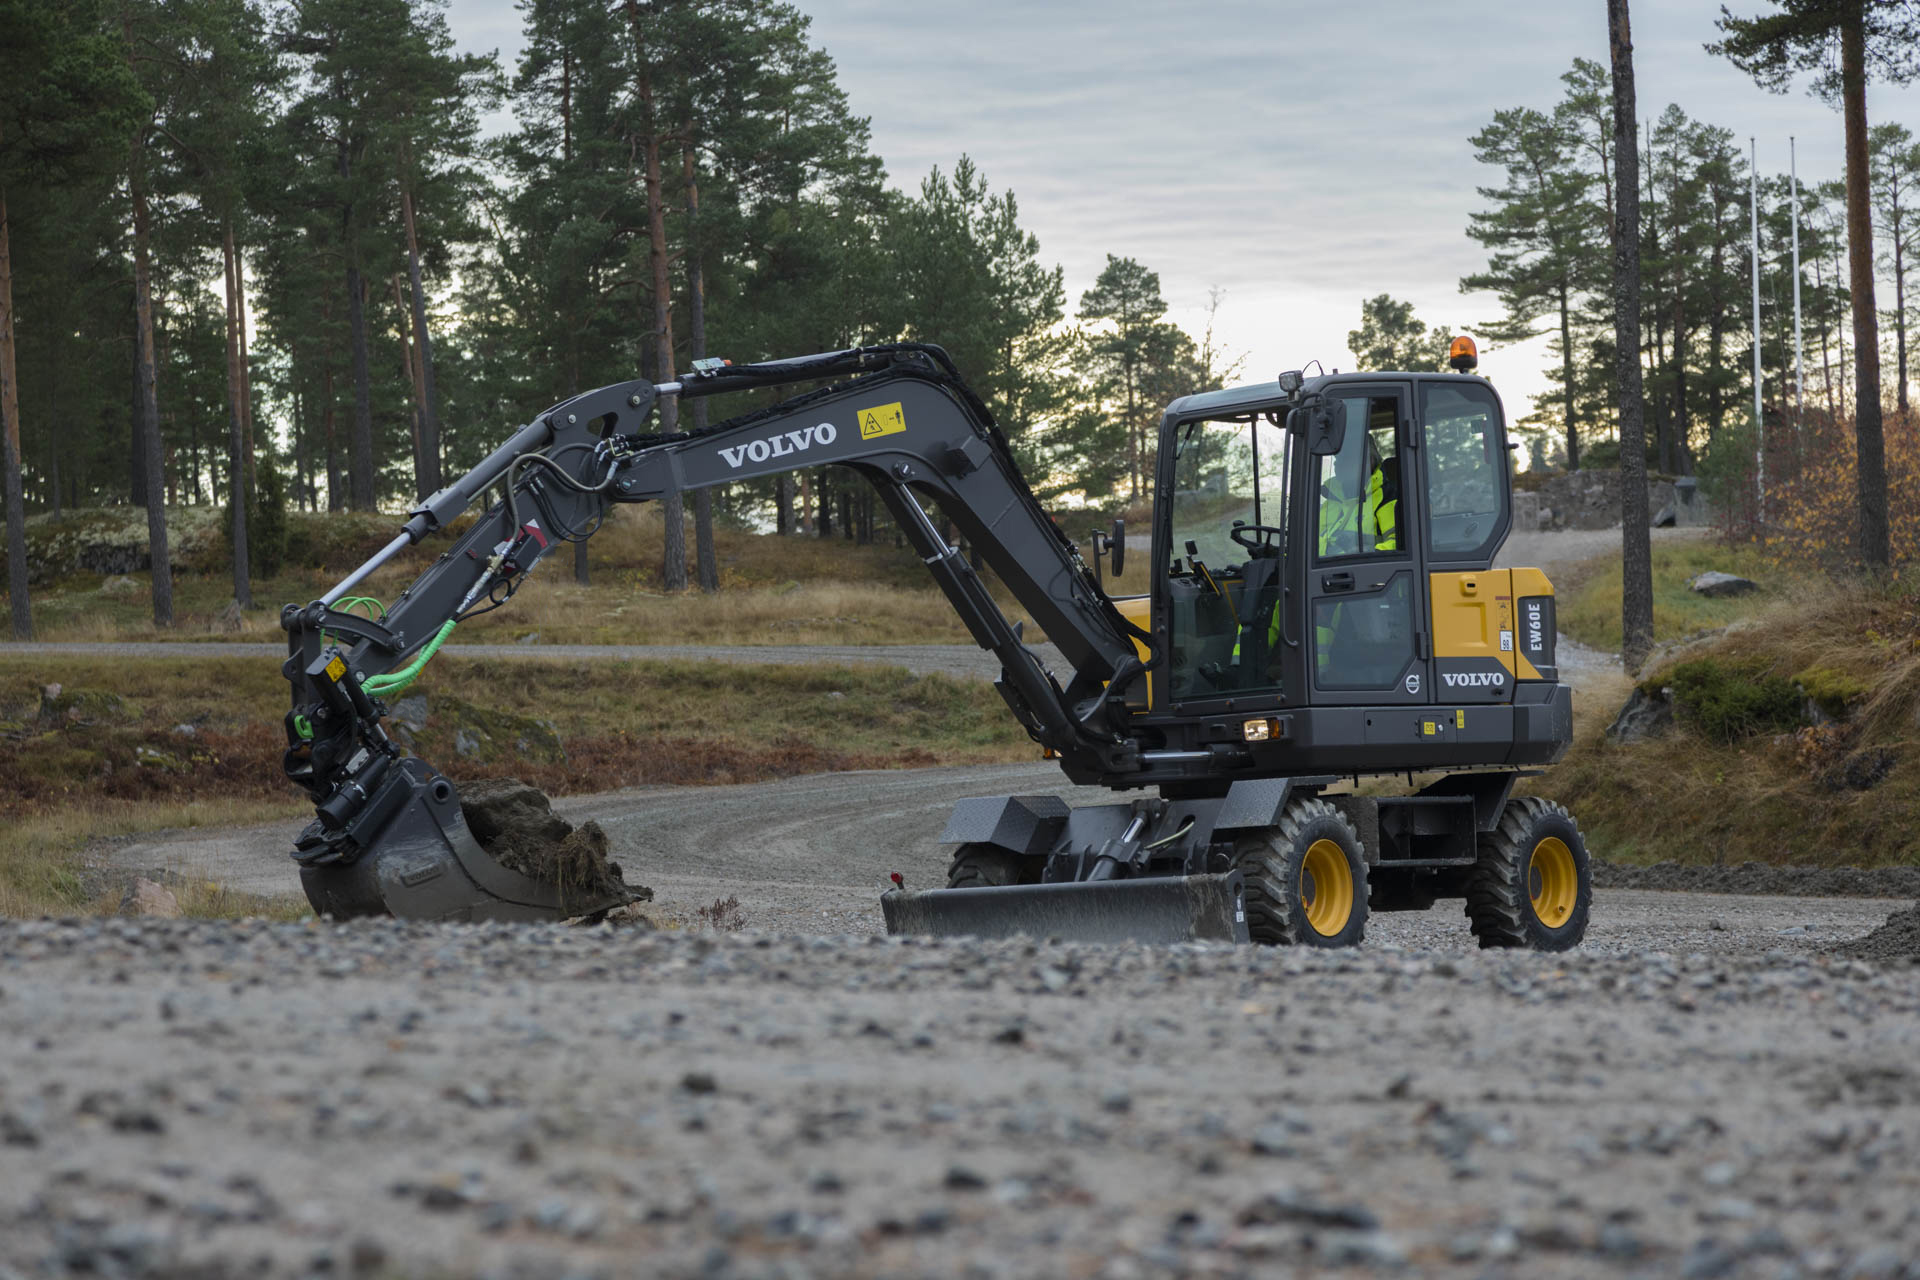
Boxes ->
[680,1071,718,1095]
[1680,1238,1742,1280]
[808,1170,844,1195]
[1101,1089,1133,1114]
[944,1165,987,1191]
[110,1107,167,1135]
[1,1111,40,1148]
[118,878,181,920]
[1689,571,1758,598]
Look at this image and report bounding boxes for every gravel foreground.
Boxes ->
[3,918,1919,1279]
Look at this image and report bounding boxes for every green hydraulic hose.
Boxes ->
[363,618,457,697]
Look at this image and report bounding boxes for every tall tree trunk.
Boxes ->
[400,175,441,497]
[1840,7,1889,568]
[221,224,251,606]
[1609,0,1652,670]
[775,475,793,534]
[625,3,685,591]
[391,273,424,488]
[322,361,342,512]
[129,323,147,508]
[340,137,375,511]
[1894,223,1909,417]
[0,179,29,639]
[683,144,717,593]
[130,133,173,627]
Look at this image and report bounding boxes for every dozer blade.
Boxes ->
[294,759,638,923]
[881,871,1249,946]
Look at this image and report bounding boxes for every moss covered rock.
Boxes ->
[1661,657,1805,745]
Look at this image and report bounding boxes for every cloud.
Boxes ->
[445,0,1919,414]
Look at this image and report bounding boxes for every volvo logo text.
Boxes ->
[718,422,837,469]
[1442,671,1505,688]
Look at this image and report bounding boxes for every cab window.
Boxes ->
[1314,395,1403,561]
[1421,382,1506,560]
[1165,415,1293,701]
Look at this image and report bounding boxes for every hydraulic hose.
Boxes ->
[363,619,457,698]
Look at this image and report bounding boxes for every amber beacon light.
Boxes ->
[1448,336,1479,373]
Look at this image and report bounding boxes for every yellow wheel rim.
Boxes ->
[1528,837,1578,929]
[1300,838,1355,937]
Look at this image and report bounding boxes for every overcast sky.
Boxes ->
[445,0,1919,418]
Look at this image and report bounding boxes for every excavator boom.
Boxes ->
[280,345,1239,930]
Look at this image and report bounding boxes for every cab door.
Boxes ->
[1305,384,1430,707]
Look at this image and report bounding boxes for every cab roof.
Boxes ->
[1166,371,1494,421]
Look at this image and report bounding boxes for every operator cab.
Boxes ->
[1151,370,1514,715]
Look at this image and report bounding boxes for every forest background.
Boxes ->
[2,0,1918,635]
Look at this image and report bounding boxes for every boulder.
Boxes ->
[119,877,181,919]
[389,695,429,733]
[1689,571,1759,598]
[1606,686,1674,744]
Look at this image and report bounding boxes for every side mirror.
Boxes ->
[1304,397,1347,456]
[1109,517,1125,579]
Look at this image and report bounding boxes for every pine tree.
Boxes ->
[0,0,145,636]
[1870,122,1920,414]
[1079,256,1167,501]
[1347,295,1456,372]
[1713,0,1920,570]
[1461,86,1605,470]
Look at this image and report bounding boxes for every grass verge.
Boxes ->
[1539,583,1920,869]
[0,652,1036,918]
[1555,539,1784,652]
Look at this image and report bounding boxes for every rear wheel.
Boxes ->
[1466,797,1591,951]
[1235,798,1368,947]
[946,843,1041,889]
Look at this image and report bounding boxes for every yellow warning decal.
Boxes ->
[324,656,347,682]
[1455,709,1466,729]
[858,401,906,440]
[1422,721,1437,736]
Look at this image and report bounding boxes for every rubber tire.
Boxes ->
[1235,798,1369,948]
[1466,797,1592,951]
[946,843,1041,889]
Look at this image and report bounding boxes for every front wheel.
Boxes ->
[1466,797,1592,951]
[946,843,1041,889]
[1235,798,1369,947]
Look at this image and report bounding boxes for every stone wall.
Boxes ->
[1511,469,1711,532]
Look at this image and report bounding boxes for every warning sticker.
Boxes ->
[1454,709,1466,729]
[858,401,907,440]
[1422,721,1437,736]
[324,656,347,682]
[1500,629,1514,652]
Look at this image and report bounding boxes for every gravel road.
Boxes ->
[3,919,1917,1280]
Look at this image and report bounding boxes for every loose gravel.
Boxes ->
[1594,860,1920,900]
[2,920,1917,1278]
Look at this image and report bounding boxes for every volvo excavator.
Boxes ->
[281,339,1591,950]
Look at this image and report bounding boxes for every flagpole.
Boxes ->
[1750,137,1765,524]
[1790,136,1804,431]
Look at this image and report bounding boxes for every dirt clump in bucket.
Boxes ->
[460,777,649,909]
[1833,903,1920,965]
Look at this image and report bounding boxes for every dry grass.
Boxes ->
[1540,583,1920,869]
[19,503,1152,646]
[0,649,1036,917]
[0,795,311,918]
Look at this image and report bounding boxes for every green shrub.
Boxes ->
[1793,665,1871,720]
[251,459,289,577]
[1661,657,1805,744]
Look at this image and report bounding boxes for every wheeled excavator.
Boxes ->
[281,339,1592,950]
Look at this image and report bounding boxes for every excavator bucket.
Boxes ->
[880,871,1250,946]
[293,761,640,923]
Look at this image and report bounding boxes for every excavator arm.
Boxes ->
[281,345,1153,921]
